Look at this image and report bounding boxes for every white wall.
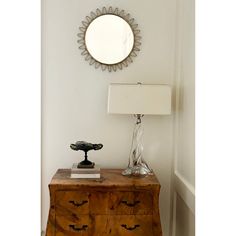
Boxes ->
[172,0,195,235]
[42,0,176,235]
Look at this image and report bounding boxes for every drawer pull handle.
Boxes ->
[69,224,88,231]
[121,224,140,231]
[121,200,140,207]
[69,200,88,207]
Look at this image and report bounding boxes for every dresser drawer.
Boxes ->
[56,191,90,215]
[55,214,108,236]
[55,214,91,236]
[107,215,153,236]
[108,191,153,215]
[56,191,109,215]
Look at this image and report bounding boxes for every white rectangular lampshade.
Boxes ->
[107,84,171,115]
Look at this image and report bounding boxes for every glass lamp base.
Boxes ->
[122,164,153,177]
[122,114,154,177]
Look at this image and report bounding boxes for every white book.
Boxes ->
[70,173,101,179]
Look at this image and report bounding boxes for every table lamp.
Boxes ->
[107,83,171,176]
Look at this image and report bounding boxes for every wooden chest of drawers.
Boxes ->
[45,169,162,236]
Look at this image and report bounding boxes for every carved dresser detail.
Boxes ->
[45,169,162,236]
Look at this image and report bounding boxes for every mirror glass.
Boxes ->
[85,15,134,65]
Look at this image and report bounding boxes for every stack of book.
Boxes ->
[70,163,101,179]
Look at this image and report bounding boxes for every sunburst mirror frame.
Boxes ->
[77,6,141,72]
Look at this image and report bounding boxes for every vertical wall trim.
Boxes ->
[171,0,195,234]
[170,0,183,235]
[171,192,177,236]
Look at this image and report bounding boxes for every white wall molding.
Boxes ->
[174,171,195,214]
[171,0,195,235]
[169,0,183,234]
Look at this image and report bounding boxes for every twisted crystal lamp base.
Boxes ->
[122,114,153,177]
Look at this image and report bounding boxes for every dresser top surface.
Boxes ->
[50,169,160,187]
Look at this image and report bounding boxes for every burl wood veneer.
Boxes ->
[45,169,162,236]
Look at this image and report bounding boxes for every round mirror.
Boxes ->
[85,15,134,65]
[77,7,141,72]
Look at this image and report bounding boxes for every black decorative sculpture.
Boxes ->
[70,141,103,168]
